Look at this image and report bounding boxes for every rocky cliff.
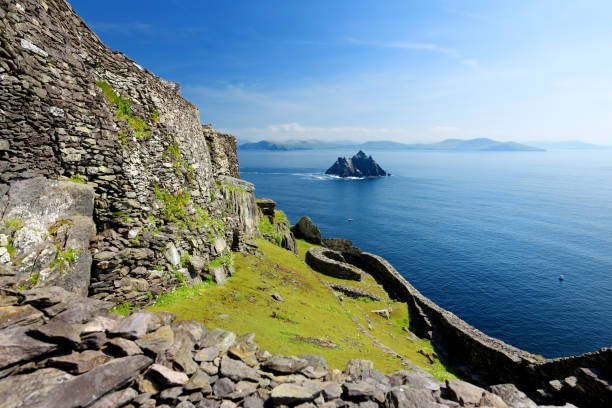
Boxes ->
[325,151,387,178]
[0,0,258,304]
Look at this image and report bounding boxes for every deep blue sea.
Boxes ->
[238,149,612,358]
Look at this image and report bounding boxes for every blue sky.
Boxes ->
[70,1,612,144]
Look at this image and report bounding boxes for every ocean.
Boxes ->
[237,149,612,358]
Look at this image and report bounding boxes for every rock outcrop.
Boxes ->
[0,177,95,296]
[325,151,387,178]
[291,215,323,245]
[0,0,259,304]
[0,285,571,408]
[256,199,297,254]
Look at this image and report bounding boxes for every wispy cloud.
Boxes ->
[267,122,405,135]
[218,122,408,141]
[461,58,480,68]
[90,21,153,34]
[282,40,329,46]
[347,38,460,58]
[90,22,207,38]
[433,126,457,132]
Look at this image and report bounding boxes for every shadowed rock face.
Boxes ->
[325,151,387,178]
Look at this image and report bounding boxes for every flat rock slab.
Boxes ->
[385,386,439,408]
[171,348,199,375]
[213,377,236,398]
[28,319,82,346]
[147,312,176,332]
[21,286,75,310]
[53,297,112,324]
[270,382,324,405]
[107,337,143,357]
[0,367,74,408]
[136,325,174,354]
[109,311,154,339]
[195,345,223,362]
[262,355,309,374]
[0,326,57,370]
[49,349,111,374]
[24,355,152,408]
[89,387,138,408]
[170,319,207,352]
[201,328,236,352]
[185,369,212,393]
[446,379,486,407]
[489,384,537,408]
[220,355,260,381]
[231,380,258,399]
[81,315,120,335]
[228,333,258,367]
[148,363,189,386]
[0,305,44,329]
[344,381,377,399]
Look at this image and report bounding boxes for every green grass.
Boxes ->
[274,210,289,226]
[149,239,457,379]
[153,279,216,307]
[296,239,321,260]
[258,216,275,235]
[110,301,132,316]
[221,183,247,193]
[70,174,85,184]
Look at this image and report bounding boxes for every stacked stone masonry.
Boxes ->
[0,285,579,408]
[313,242,611,407]
[0,0,259,305]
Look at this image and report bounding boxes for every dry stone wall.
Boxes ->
[0,0,258,304]
[0,285,569,408]
[340,248,611,407]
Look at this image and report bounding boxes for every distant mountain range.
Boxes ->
[239,138,545,152]
[526,141,612,150]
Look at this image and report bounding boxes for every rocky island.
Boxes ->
[0,1,607,407]
[325,151,388,178]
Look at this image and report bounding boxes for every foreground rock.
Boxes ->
[0,285,578,408]
[0,177,95,296]
[325,150,387,178]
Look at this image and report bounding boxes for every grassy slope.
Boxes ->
[149,238,456,380]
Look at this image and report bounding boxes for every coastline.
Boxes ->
[305,236,611,406]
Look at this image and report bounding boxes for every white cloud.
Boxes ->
[221,123,408,141]
[433,126,457,132]
[347,38,460,58]
[267,123,405,135]
[461,58,480,68]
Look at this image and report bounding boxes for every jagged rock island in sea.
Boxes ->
[0,1,608,407]
[325,150,388,178]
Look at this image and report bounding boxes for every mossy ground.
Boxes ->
[149,238,457,380]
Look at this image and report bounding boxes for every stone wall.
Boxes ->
[344,250,611,407]
[0,0,259,304]
[1,285,552,408]
[203,125,240,178]
[305,247,362,281]
[256,199,297,254]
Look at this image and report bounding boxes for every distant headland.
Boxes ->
[325,151,388,178]
[239,137,545,152]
